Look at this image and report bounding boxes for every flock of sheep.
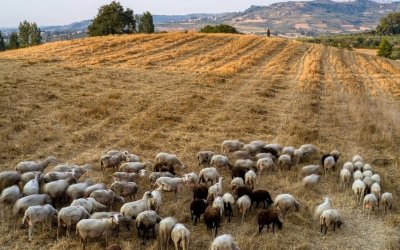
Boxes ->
[0,139,395,249]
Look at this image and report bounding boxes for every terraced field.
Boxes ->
[0,32,400,249]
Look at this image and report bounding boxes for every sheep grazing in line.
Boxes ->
[245,170,257,190]
[57,205,90,239]
[120,161,152,173]
[111,172,139,183]
[153,162,176,175]
[314,197,333,221]
[370,182,381,206]
[381,192,393,218]
[210,234,240,250]
[277,154,292,171]
[222,192,235,222]
[292,149,304,165]
[211,155,233,170]
[22,204,58,241]
[66,179,95,202]
[120,191,152,220]
[363,177,374,195]
[342,162,354,174]
[0,185,21,215]
[135,210,161,244]
[228,150,253,163]
[208,177,224,199]
[212,196,225,218]
[147,187,163,213]
[193,184,208,200]
[199,167,219,186]
[90,189,124,210]
[203,206,221,237]
[258,208,283,234]
[155,152,186,170]
[44,168,82,183]
[257,157,274,176]
[353,161,363,172]
[352,155,363,163]
[110,181,139,200]
[340,169,351,190]
[230,177,244,193]
[298,144,318,159]
[23,172,41,196]
[13,194,52,216]
[273,194,301,219]
[197,151,215,166]
[159,217,178,250]
[0,171,21,193]
[100,153,125,178]
[302,174,321,189]
[15,156,57,174]
[171,223,191,250]
[264,144,283,156]
[252,190,273,210]
[148,172,175,186]
[123,151,140,162]
[43,177,77,208]
[371,174,381,184]
[76,214,119,250]
[320,209,343,235]
[183,172,199,189]
[190,199,208,226]
[70,198,107,214]
[300,165,322,177]
[353,170,363,181]
[20,171,43,186]
[237,194,251,224]
[231,166,248,181]
[89,212,133,233]
[221,140,245,155]
[282,146,295,157]
[83,183,106,198]
[321,155,336,174]
[363,170,373,178]
[243,140,267,155]
[363,193,378,220]
[154,177,185,200]
[234,159,255,170]
[363,164,373,172]
[352,179,366,206]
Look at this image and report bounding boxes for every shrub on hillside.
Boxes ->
[200,24,239,34]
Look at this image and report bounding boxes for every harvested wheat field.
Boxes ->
[1,32,400,250]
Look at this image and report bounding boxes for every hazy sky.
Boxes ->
[0,0,281,27]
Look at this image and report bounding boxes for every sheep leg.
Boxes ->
[272,223,275,234]
[214,224,218,237]
[28,225,33,242]
[320,225,323,234]
[333,223,336,231]
[324,225,328,235]
[136,226,141,239]
[241,211,245,224]
[259,224,264,234]
[152,226,156,239]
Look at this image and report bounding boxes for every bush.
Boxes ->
[377,38,393,58]
[200,24,239,34]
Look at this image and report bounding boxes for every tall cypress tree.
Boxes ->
[19,20,31,47]
[30,23,42,45]
[9,32,19,49]
[138,11,155,34]
[0,31,5,51]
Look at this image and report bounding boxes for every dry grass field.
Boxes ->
[1,32,400,249]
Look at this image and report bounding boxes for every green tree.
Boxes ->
[88,1,136,36]
[200,24,239,34]
[9,32,19,49]
[0,31,5,51]
[30,23,42,45]
[376,12,400,35]
[19,20,31,47]
[138,11,155,33]
[377,38,393,58]
[267,29,271,37]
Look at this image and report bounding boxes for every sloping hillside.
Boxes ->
[0,33,400,249]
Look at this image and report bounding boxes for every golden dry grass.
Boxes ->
[0,32,400,250]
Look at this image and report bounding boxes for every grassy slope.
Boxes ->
[0,32,400,249]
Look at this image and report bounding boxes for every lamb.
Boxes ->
[363,170,373,178]
[123,151,140,162]
[76,214,119,250]
[203,206,221,237]
[154,177,185,200]
[371,174,381,184]
[66,179,95,201]
[155,152,186,169]
[22,204,58,241]
[299,165,322,177]
[257,157,274,176]
[15,156,57,174]
[193,184,208,200]
[321,155,336,174]
[171,223,190,250]
[245,170,257,190]
[20,171,43,186]
[339,169,351,190]
[363,177,374,195]
[57,205,90,238]
[230,177,244,193]
[197,151,215,166]
[13,194,52,216]
[89,212,133,233]
[212,196,225,217]
[381,192,393,218]
[159,217,178,250]
[353,161,363,171]
[222,192,234,222]
[320,209,343,235]
[363,193,378,220]
[273,194,301,218]
[44,168,82,183]
[153,162,176,175]
[135,210,161,243]
[199,167,219,186]
[210,234,240,250]
[370,182,381,205]
[277,154,292,171]
[90,189,124,209]
[362,164,373,172]
[353,170,363,181]
[221,140,245,155]
[208,177,224,199]
[251,190,273,209]
[100,153,125,178]
[0,171,21,192]
[23,172,41,196]
[43,177,77,207]
[190,199,208,226]
[110,181,139,200]
[147,187,163,212]
[258,208,283,234]
[302,174,320,189]
[292,149,304,165]
[148,171,175,186]
[352,179,366,205]
[231,166,248,181]
[120,191,152,219]
[0,185,21,213]
[237,194,251,224]
[83,183,106,198]
[183,172,199,189]
[342,162,354,174]
[314,197,333,220]
[120,161,152,173]
[211,155,233,170]
[70,198,107,213]
[111,172,139,183]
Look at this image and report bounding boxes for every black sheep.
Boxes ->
[190,199,208,226]
[203,206,221,237]
[231,166,247,180]
[192,184,208,200]
[153,162,176,175]
[252,189,273,210]
[258,209,283,234]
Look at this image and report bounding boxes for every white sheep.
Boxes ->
[123,151,140,162]
[363,177,374,192]
[111,172,139,183]
[13,194,52,216]
[230,177,244,192]
[282,146,295,157]
[197,151,215,166]
[100,153,125,178]
[222,192,235,222]
[353,161,363,171]
[381,192,393,218]
[158,216,178,250]
[362,164,372,172]
[234,159,255,170]
[43,177,77,207]
[0,185,21,215]
[15,156,57,174]
[370,182,381,205]
[342,162,354,174]
[135,210,161,243]
[208,177,224,199]
[243,141,266,155]
[90,189,124,209]
[210,155,232,170]
[44,168,82,183]
[66,180,94,201]
[320,209,343,235]
[171,223,190,250]
[70,197,107,213]
[22,204,58,241]
[352,155,363,163]
[199,167,219,186]
[322,156,336,174]
[278,154,292,171]
[20,171,43,186]
[221,140,245,155]
[120,191,152,219]
[363,193,378,220]
[53,163,92,173]
[353,170,363,180]
[57,205,90,238]
[273,194,301,218]
[76,214,119,249]
[148,172,175,186]
[257,157,274,176]
[0,171,21,192]
[23,172,41,196]
[363,170,373,178]
[155,152,186,169]
[83,183,106,198]
[300,165,322,177]
[352,179,366,206]
[292,148,304,165]
[147,187,163,212]
[110,181,139,200]
[183,172,199,189]
[237,194,251,224]
[245,170,257,190]
[120,161,152,173]
[299,144,318,158]
[210,234,240,250]
[154,177,185,200]
[302,174,320,189]
[371,174,381,184]
[339,168,351,190]
[213,196,225,217]
[314,197,333,220]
